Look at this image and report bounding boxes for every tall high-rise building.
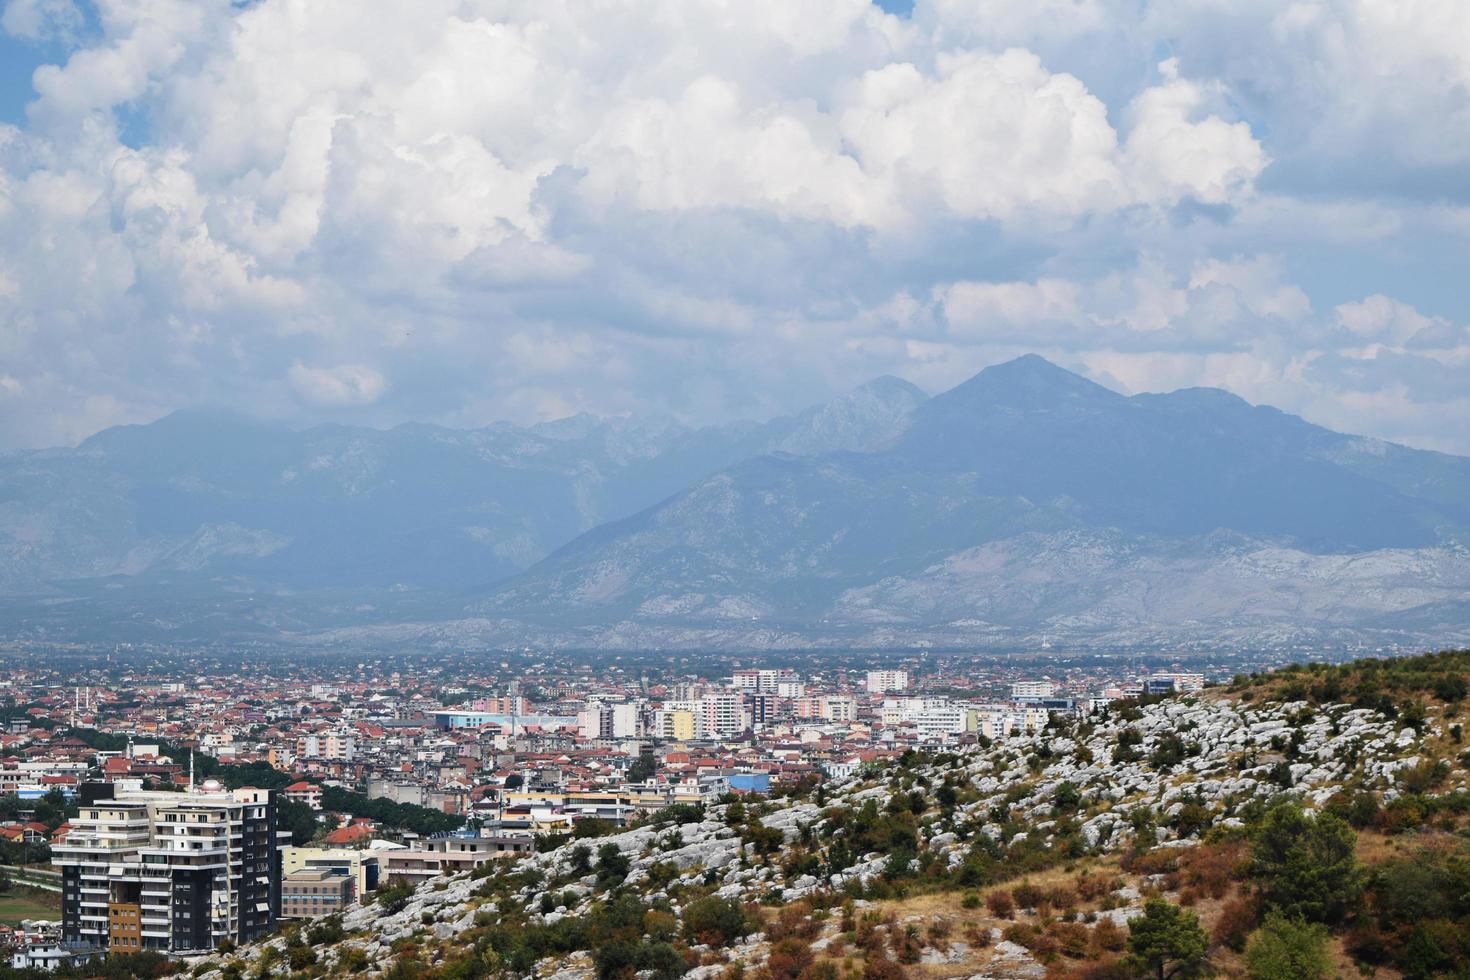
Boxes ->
[610,702,642,738]
[700,692,748,737]
[55,781,285,954]
[577,705,613,739]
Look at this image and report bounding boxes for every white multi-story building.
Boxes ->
[295,731,355,761]
[865,670,909,694]
[913,704,968,741]
[968,707,1013,740]
[1011,681,1055,700]
[610,703,642,739]
[881,697,952,725]
[730,669,795,693]
[775,679,806,698]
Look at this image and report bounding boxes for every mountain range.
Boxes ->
[3,356,1468,650]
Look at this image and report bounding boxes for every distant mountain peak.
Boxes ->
[849,375,928,400]
[903,356,1120,440]
[969,354,1117,397]
[774,374,928,455]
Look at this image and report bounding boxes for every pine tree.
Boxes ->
[1125,897,1210,980]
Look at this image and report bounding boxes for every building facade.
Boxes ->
[280,868,354,921]
[865,670,909,694]
[54,781,285,955]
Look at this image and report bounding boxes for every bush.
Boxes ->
[1091,918,1125,954]
[1324,790,1379,829]
[1213,896,1259,952]
[339,948,370,973]
[861,955,907,980]
[1243,914,1332,980]
[1011,881,1044,910]
[573,818,619,839]
[682,895,752,946]
[306,915,344,946]
[767,903,821,942]
[595,842,631,888]
[765,938,814,980]
[986,891,1015,919]
[376,881,415,914]
[1052,921,1091,958]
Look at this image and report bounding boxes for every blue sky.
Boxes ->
[0,0,1467,454]
[0,32,49,122]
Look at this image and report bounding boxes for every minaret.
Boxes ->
[189,750,195,793]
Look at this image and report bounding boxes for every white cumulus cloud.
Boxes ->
[0,0,1463,453]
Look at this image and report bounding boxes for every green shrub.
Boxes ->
[681,895,751,946]
[1244,913,1332,980]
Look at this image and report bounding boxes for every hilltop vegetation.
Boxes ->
[16,650,1470,980]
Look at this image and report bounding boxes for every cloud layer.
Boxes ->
[0,0,1466,452]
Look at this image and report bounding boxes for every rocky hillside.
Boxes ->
[477,356,1470,652]
[185,650,1470,979]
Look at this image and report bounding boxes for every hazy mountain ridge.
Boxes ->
[471,356,1470,649]
[4,356,1469,650]
[0,378,928,598]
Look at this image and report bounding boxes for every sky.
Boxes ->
[0,0,1468,454]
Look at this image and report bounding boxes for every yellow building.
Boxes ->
[665,709,695,741]
[281,847,380,901]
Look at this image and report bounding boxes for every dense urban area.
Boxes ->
[1,645,1466,980]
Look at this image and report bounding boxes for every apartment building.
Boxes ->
[54,780,285,955]
[700,692,747,737]
[295,731,355,761]
[610,703,642,739]
[1011,681,1056,700]
[281,846,380,900]
[913,704,969,741]
[865,670,909,694]
[377,833,532,886]
[280,869,353,921]
[730,669,796,693]
[775,678,806,698]
[653,708,696,741]
[282,781,322,810]
[1147,673,1206,694]
[822,696,857,723]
